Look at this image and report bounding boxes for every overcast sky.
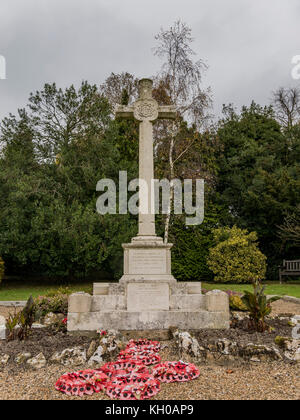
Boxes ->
[0,0,299,122]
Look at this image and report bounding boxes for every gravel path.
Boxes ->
[270,300,300,315]
[0,362,298,400]
[0,306,22,318]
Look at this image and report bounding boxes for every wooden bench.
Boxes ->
[279,260,300,283]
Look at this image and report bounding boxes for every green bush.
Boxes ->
[44,286,72,297]
[207,226,267,284]
[0,257,4,284]
[34,292,68,319]
[229,295,248,311]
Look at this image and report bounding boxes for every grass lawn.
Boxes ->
[0,280,300,301]
[202,282,300,298]
[0,282,93,301]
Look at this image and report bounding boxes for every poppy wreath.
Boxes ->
[117,348,161,365]
[118,339,161,365]
[152,361,200,383]
[55,369,108,396]
[100,361,149,376]
[105,371,161,400]
[55,338,200,400]
[127,339,161,353]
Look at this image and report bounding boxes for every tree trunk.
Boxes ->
[164,129,175,244]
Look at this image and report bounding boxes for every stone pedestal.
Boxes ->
[119,236,175,285]
[67,238,230,332]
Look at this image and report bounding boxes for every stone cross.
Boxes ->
[115,78,176,238]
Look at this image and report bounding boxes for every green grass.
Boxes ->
[0,280,299,301]
[202,282,300,298]
[0,282,93,301]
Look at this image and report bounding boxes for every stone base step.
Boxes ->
[90,294,207,311]
[67,309,230,332]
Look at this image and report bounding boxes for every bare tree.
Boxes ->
[100,72,139,108]
[278,205,300,246]
[154,20,211,126]
[153,20,212,243]
[272,87,300,130]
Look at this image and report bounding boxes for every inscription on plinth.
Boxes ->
[129,249,166,274]
[127,282,169,311]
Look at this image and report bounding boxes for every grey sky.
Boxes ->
[0,0,299,122]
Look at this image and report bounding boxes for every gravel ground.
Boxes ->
[0,361,299,400]
[270,300,300,315]
[0,342,299,400]
[0,306,22,318]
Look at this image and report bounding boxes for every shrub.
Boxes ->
[34,292,68,319]
[0,257,4,284]
[207,226,267,284]
[229,295,248,311]
[44,286,72,298]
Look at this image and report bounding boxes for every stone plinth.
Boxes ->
[120,237,176,285]
[67,284,230,332]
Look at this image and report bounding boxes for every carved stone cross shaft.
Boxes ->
[115,78,176,238]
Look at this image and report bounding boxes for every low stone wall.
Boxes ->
[172,329,300,365]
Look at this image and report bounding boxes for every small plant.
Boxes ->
[6,308,20,341]
[97,329,108,342]
[17,296,35,340]
[241,280,280,332]
[51,317,68,334]
[6,296,36,341]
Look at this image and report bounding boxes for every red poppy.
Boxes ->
[55,337,199,399]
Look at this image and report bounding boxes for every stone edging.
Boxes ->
[0,301,27,307]
[267,295,300,305]
[281,295,300,305]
